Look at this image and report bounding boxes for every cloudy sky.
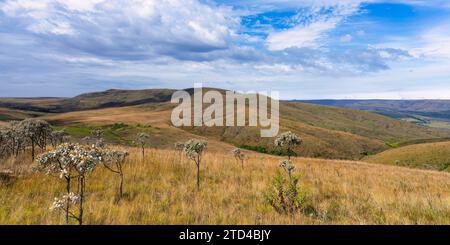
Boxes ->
[1,0,450,99]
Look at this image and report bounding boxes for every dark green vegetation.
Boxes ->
[2,88,450,160]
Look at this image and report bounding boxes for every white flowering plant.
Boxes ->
[183,139,207,190]
[136,132,150,158]
[274,131,302,159]
[231,148,246,168]
[102,150,129,201]
[37,143,105,225]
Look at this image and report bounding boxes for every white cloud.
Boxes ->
[0,0,238,57]
[340,34,352,43]
[265,3,360,50]
[266,20,337,50]
[56,0,105,12]
[413,24,450,58]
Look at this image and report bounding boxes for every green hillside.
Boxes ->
[364,141,450,171]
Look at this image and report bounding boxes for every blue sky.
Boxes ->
[1,0,450,99]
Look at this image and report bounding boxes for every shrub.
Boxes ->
[264,160,311,215]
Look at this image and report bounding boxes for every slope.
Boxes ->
[364,141,450,171]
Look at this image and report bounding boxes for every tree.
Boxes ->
[19,118,52,160]
[50,129,70,147]
[184,139,207,190]
[231,148,246,168]
[1,122,27,158]
[0,128,13,158]
[274,131,302,160]
[37,143,104,225]
[103,150,129,200]
[136,133,150,158]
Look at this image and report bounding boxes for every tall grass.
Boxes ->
[1,147,450,224]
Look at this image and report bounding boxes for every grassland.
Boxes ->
[38,98,449,160]
[1,147,450,225]
[365,141,450,171]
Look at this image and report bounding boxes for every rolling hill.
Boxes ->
[2,88,450,160]
[0,89,176,113]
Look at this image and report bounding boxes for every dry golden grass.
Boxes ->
[1,147,450,225]
[365,141,450,171]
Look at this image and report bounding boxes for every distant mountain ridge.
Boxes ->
[293,99,450,129]
[0,89,177,113]
[293,99,450,116]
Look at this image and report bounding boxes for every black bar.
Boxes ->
[1,225,449,244]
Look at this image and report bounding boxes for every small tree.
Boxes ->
[19,118,52,160]
[274,131,302,159]
[136,133,150,158]
[37,143,104,225]
[184,139,207,190]
[103,150,129,200]
[231,148,246,168]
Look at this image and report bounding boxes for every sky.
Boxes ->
[1,0,450,99]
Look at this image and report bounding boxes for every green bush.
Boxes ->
[263,169,313,215]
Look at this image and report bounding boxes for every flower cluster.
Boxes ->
[103,150,129,163]
[49,192,79,211]
[183,139,208,160]
[37,143,105,178]
[279,159,296,174]
[274,131,302,148]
